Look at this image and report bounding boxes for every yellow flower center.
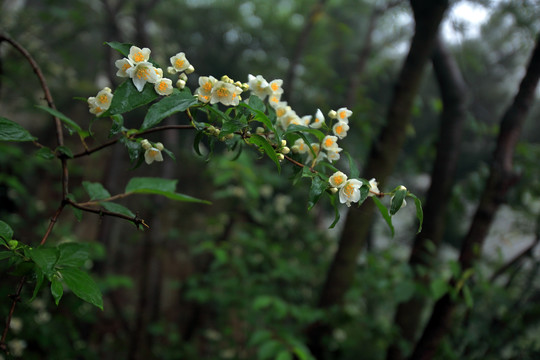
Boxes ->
[339,111,347,119]
[271,83,279,91]
[336,125,343,134]
[203,82,212,92]
[175,59,185,69]
[344,183,354,196]
[122,63,131,71]
[136,67,150,80]
[216,87,230,98]
[133,51,145,62]
[98,94,108,104]
[158,81,168,91]
[148,149,159,157]
[334,176,344,185]
[325,138,334,147]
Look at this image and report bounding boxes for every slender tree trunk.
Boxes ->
[386,35,469,360]
[283,0,328,102]
[306,0,449,357]
[410,33,540,360]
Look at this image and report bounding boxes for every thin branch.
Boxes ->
[39,203,66,246]
[0,276,25,355]
[66,198,149,229]
[77,192,132,207]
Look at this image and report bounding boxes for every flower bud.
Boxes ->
[176,79,186,89]
[141,139,151,150]
[329,187,338,194]
[281,139,287,147]
[277,153,285,161]
[281,146,290,155]
[256,127,265,134]
[328,110,337,119]
[155,142,164,151]
[179,73,188,81]
[167,66,176,75]
[185,65,195,74]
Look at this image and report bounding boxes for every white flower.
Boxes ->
[170,52,191,72]
[269,79,284,95]
[306,143,326,165]
[339,179,362,207]
[333,121,350,139]
[310,109,324,129]
[144,147,164,164]
[195,76,218,103]
[155,78,173,95]
[7,339,26,357]
[115,58,134,78]
[268,92,282,108]
[248,74,270,100]
[368,178,380,196]
[336,107,352,123]
[291,138,308,154]
[322,135,339,151]
[329,171,348,188]
[210,81,243,106]
[128,46,151,63]
[126,61,160,92]
[326,147,343,162]
[301,115,312,126]
[88,87,113,115]
[9,317,23,334]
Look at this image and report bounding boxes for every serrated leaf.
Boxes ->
[105,80,159,115]
[27,247,58,277]
[35,105,83,135]
[35,147,55,160]
[83,181,111,201]
[248,134,280,172]
[372,196,394,237]
[57,243,90,268]
[56,145,74,158]
[390,189,407,215]
[308,176,326,210]
[100,202,135,217]
[50,278,64,306]
[0,117,37,142]
[0,220,14,241]
[141,89,197,130]
[59,267,103,310]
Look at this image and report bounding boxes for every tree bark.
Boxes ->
[386,35,469,360]
[410,33,540,360]
[306,0,449,357]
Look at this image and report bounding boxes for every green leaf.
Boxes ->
[390,188,408,215]
[0,220,14,241]
[372,197,394,237]
[59,267,103,310]
[100,202,135,217]
[221,116,248,136]
[35,105,83,135]
[50,277,64,306]
[247,134,280,172]
[57,243,90,268]
[409,193,424,233]
[56,145,74,158]
[141,89,197,130]
[276,350,293,360]
[239,96,275,133]
[35,147,56,160]
[308,176,327,210]
[345,151,360,179]
[248,329,272,346]
[358,185,370,207]
[109,114,125,137]
[119,137,142,165]
[125,177,211,204]
[193,131,205,156]
[328,193,341,229]
[27,247,58,277]
[284,124,325,142]
[462,284,474,308]
[0,251,14,261]
[30,268,45,302]
[258,340,282,360]
[104,41,132,57]
[0,117,37,142]
[430,278,449,300]
[83,181,111,201]
[105,80,159,115]
[66,194,83,221]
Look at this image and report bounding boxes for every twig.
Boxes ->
[66,198,149,229]
[0,277,25,355]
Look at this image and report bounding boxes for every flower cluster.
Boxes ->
[195,75,246,106]
[141,139,164,164]
[87,87,113,116]
[329,171,381,207]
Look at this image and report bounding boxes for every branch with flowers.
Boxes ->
[0,37,422,355]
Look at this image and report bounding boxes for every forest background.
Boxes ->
[1,0,540,359]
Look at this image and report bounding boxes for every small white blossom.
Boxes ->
[170,52,191,72]
[248,74,270,100]
[339,179,362,207]
[291,138,309,154]
[195,75,218,103]
[310,109,324,129]
[329,171,348,188]
[322,135,339,151]
[128,46,151,63]
[269,79,284,95]
[333,121,350,139]
[144,147,164,164]
[210,81,242,106]
[336,107,352,123]
[155,78,173,95]
[88,87,113,116]
[115,58,134,78]
[326,147,343,162]
[368,178,380,196]
[126,61,160,92]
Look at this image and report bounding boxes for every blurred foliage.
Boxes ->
[2,0,540,359]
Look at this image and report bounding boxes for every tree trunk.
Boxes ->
[306,0,449,357]
[386,35,469,360]
[410,33,540,360]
